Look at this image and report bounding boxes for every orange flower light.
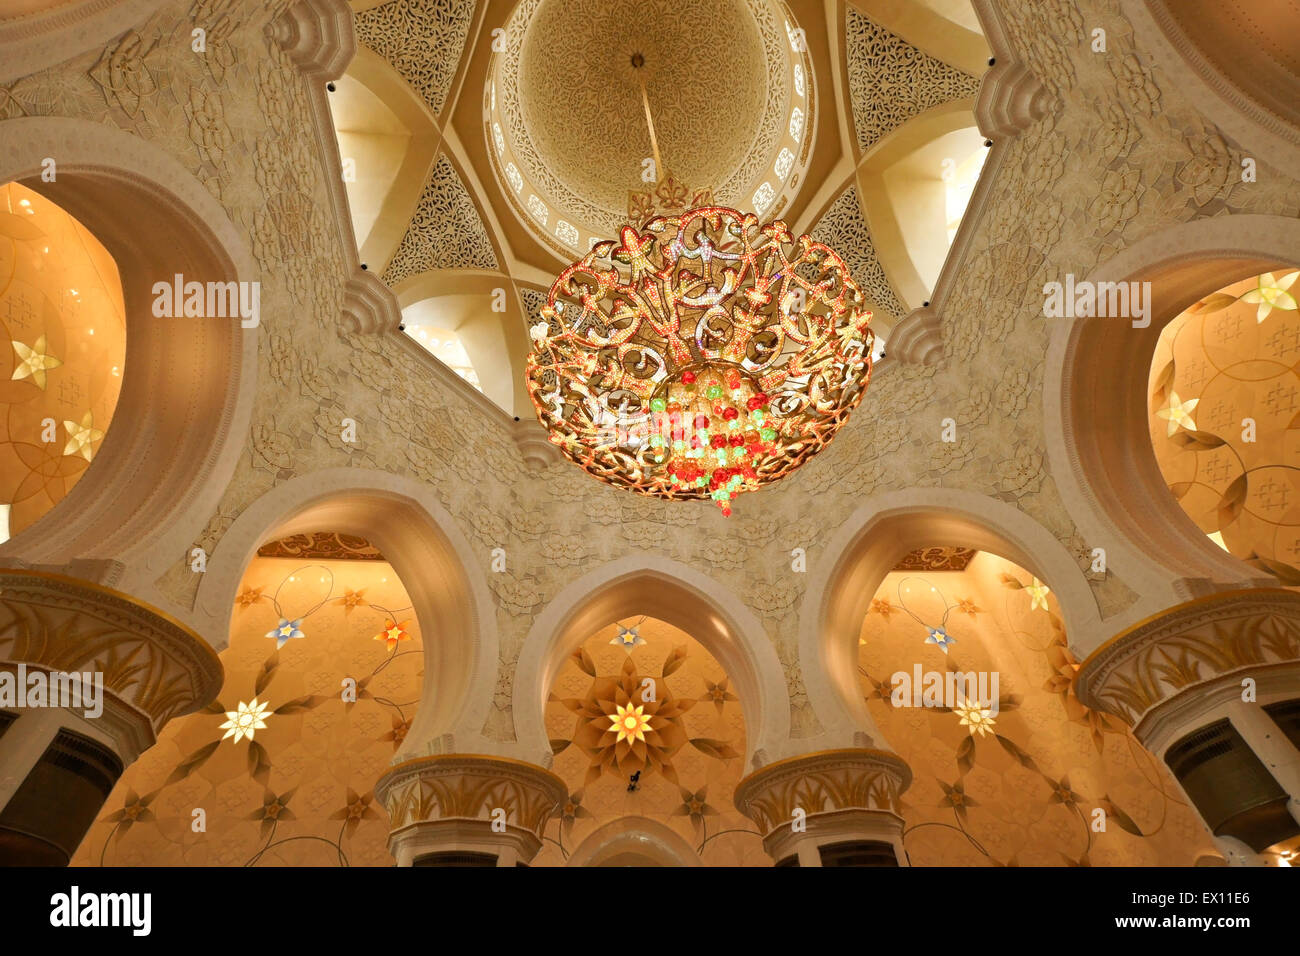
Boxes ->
[373,619,411,651]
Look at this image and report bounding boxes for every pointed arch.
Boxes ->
[192,468,497,751]
[798,488,1099,743]
[514,554,790,769]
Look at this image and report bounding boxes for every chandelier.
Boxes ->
[524,54,875,516]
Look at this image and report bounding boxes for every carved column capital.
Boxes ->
[886,306,943,365]
[0,568,223,734]
[975,61,1054,141]
[512,418,562,472]
[267,0,355,82]
[1076,588,1300,735]
[734,748,911,864]
[375,754,567,866]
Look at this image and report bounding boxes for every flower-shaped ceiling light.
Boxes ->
[526,206,875,515]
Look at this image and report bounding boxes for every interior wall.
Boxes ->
[857,551,1215,865]
[72,554,423,866]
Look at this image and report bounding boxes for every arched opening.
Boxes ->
[534,616,762,866]
[514,556,790,771]
[391,269,533,419]
[855,547,1213,865]
[858,105,986,310]
[0,118,255,576]
[74,531,424,866]
[190,469,496,754]
[328,48,440,274]
[0,182,126,544]
[565,815,704,867]
[1047,215,1300,598]
[799,490,1101,746]
[1147,269,1300,584]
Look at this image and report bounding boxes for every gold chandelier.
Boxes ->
[525,56,874,516]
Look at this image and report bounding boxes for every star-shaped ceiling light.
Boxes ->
[610,624,644,650]
[265,618,305,648]
[1156,391,1199,437]
[11,335,62,390]
[62,411,104,462]
[1026,577,1052,611]
[925,626,956,654]
[220,697,270,744]
[374,619,412,651]
[953,697,996,737]
[1240,271,1298,323]
[608,702,652,745]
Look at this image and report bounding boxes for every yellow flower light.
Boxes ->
[1026,577,1052,611]
[11,335,63,390]
[953,698,996,737]
[1156,391,1198,437]
[1239,271,1299,323]
[62,411,105,462]
[608,702,652,745]
[220,697,270,744]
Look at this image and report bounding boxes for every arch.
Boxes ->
[0,117,257,590]
[798,488,1101,743]
[1044,214,1300,614]
[857,99,982,310]
[566,816,703,867]
[394,270,533,416]
[192,468,497,754]
[1123,0,1300,173]
[514,554,790,768]
[333,45,441,273]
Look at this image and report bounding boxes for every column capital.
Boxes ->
[1076,588,1300,734]
[734,748,910,864]
[0,568,223,732]
[375,754,567,866]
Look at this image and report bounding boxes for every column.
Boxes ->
[374,753,566,866]
[733,748,911,866]
[0,569,222,865]
[1076,588,1300,865]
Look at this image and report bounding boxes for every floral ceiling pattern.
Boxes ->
[539,618,763,866]
[1150,271,1300,582]
[74,555,423,866]
[859,552,1213,865]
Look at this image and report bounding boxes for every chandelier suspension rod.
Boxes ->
[637,75,664,185]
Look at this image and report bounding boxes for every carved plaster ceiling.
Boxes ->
[354,0,477,116]
[845,7,981,153]
[383,154,499,286]
[486,0,812,253]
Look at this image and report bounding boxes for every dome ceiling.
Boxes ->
[487,0,812,253]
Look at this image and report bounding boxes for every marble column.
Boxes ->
[0,569,222,865]
[1076,588,1300,865]
[375,753,567,866]
[733,747,911,866]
